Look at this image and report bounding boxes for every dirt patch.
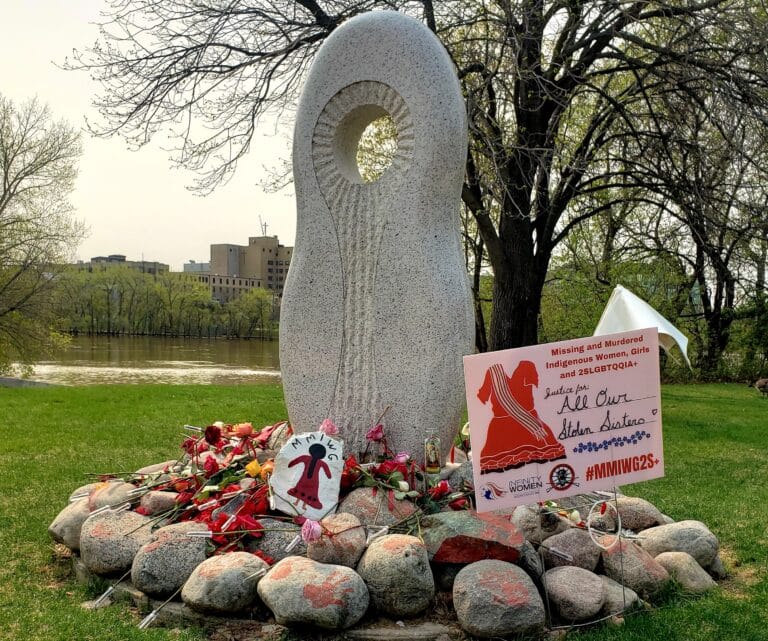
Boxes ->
[718,546,760,599]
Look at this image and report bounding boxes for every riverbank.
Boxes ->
[2,383,766,641]
[0,376,53,387]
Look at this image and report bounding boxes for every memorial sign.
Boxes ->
[464,328,664,512]
[269,431,344,521]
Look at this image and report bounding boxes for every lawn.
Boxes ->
[0,383,765,640]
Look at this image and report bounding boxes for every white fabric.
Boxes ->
[594,284,692,369]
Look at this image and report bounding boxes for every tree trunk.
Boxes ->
[489,262,545,350]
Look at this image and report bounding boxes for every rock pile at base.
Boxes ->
[50,463,725,638]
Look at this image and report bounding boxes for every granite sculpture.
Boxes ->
[279,11,474,461]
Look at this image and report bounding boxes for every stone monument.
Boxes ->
[280,11,474,462]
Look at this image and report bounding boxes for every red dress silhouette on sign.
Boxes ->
[478,361,566,474]
[287,443,332,510]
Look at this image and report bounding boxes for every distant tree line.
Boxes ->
[54,267,278,340]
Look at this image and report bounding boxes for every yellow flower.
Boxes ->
[245,460,262,478]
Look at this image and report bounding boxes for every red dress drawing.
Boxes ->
[478,361,566,474]
[287,443,332,509]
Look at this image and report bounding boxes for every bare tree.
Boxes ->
[69,0,768,349]
[0,95,84,372]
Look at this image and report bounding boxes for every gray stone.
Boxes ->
[453,560,545,638]
[601,535,670,600]
[266,421,292,451]
[706,554,728,580]
[68,483,100,502]
[518,540,545,582]
[131,522,207,597]
[280,10,474,464]
[88,481,136,511]
[182,551,268,614]
[246,517,306,562]
[357,534,434,617]
[511,504,571,543]
[600,575,641,615]
[655,551,717,593]
[447,461,474,491]
[135,459,179,476]
[307,512,366,568]
[637,520,719,567]
[338,487,418,527]
[139,491,179,516]
[257,556,369,629]
[615,496,665,531]
[540,528,601,571]
[79,510,154,575]
[543,566,606,622]
[420,510,526,564]
[48,498,90,551]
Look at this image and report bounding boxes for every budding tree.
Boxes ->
[69,0,768,349]
[0,95,84,373]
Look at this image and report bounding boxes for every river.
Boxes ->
[29,336,282,385]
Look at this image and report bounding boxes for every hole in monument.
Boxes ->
[356,114,398,183]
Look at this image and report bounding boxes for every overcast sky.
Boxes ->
[2,1,297,271]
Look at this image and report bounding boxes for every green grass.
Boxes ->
[0,383,766,640]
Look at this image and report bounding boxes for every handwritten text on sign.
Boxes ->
[463,328,664,512]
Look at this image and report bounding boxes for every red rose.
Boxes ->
[428,480,452,500]
[340,455,362,491]
[204,424,222,445]
[375,459,408,478]
[203,456,220,478]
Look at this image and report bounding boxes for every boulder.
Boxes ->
[247,517,305,563]
[420,510,525,564]
[307,513,366,568]
[517,540,545,584]
[637,520,719,567]
[257,556,368,629]
[453,560,545,638]
[68,483,100,502]
[135,459,179,476]
[447,461,474,491]
[544,566,605,622]
[614,497,665,531]
[88,481,136,511]
[600,575,641,615]
[706,554,728,580]
[511,504,570,543]
[183,551,269,614]
[655,551,717,593]
[601,535,670,600]
[357,534,434,617]
[139,491,179,516]
[338,487,418,527]
[48,498,90,551]
[540,528,601,571]
[79,510,154,575]
[131,522,207,597]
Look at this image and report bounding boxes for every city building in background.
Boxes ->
[197,235,293,303]
[183,260,210,273]
[75,254,170,275]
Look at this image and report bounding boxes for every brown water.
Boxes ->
[31,336,281,385]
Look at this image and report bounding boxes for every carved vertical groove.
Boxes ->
[312,82,413,447]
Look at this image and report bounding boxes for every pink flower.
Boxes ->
[319,419,339,436]
[300,518,322,543]
[366,423,385,442]
[393,451,410,464]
